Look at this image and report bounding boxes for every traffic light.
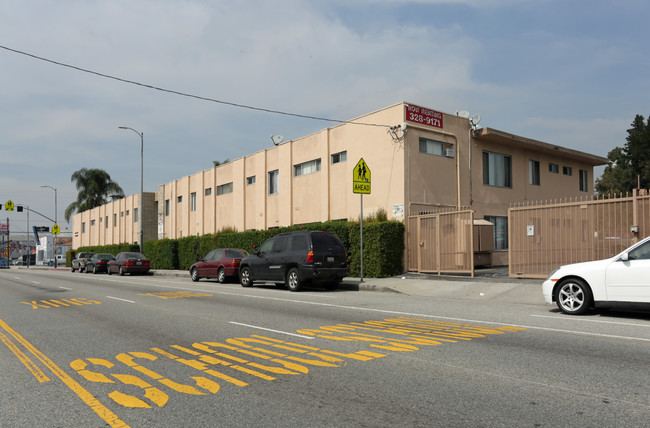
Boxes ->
[17,206,23,212]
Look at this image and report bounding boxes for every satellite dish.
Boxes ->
[470,114,481,127]
[271,135,284,146]
[400,122,407,131]
[456,110,470,119]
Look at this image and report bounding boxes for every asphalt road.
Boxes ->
[1,269,649,427]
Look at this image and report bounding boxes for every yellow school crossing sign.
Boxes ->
[52,224,61,235]
[353,158,371,194]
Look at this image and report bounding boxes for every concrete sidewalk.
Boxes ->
[13,266,546,305]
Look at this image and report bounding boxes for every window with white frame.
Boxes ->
[268,170,279,195]
[419,138,453,157]
[549,163,559,174]
[579,169,588,192]
[331,151,347,164]
[217,182,233,195]
[529,160,540,185]
[190,192,196,211]
[294,159,321,177]
[482,151,512,188]
[246,176,256,185]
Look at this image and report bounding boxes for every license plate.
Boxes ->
[327,257,334,262]
[137,261,142,265]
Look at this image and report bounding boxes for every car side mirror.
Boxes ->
[620,252,629,261]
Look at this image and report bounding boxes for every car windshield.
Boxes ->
[97,254,114,260]
[125,253,146,259]
[311,233,343,251]
[225,249,248,258]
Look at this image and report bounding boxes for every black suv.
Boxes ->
[239,230,348,291]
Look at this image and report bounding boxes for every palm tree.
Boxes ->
[64,168,125,222]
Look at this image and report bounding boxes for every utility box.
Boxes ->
[473,219,494,267]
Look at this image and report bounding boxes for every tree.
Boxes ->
[64,168,125,222]
[595,114,650,195]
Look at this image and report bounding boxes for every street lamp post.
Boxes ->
[40,185,57,267]
[118,126,144,254]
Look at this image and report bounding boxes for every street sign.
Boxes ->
[353,158,371,194]
[35,226,49,233]
[5,200,14,211]
[52,224,61,235]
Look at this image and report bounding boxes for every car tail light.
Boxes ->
[306,251,314,263]
[98,261,107,265]
[126,261,134,266]
[144,260,150,266]
[233,259,241,266]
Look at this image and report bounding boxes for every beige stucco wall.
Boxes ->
[73,102,607,258]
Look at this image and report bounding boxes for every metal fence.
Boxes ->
[407,209,475,276]
[509,190,650,278]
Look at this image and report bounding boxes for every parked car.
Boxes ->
[107,252,151,276]
[239,230,348,291]
[71,252,95,272]
[85,253,116,274]
[0,257,8,269]
[190,248,248,283]
[543,236,650,314]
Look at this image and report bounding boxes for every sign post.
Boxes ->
[353,158,371,282]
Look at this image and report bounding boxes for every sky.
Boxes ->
[1,0,648,238]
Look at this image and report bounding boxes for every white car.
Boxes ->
[543,236,650,314]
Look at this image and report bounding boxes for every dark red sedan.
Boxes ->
[107,252,151,276]
[190,248,248,283]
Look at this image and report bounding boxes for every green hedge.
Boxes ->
[70,220,404,277]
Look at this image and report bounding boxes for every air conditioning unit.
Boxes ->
[444,148,455,158]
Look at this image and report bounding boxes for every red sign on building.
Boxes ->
[405,104,443,129]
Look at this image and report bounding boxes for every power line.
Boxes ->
[0,44,390,129]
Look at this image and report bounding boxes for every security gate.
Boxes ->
[407,210,475,276]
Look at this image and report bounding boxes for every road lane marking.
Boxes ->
[59,286,73,290]
[0,318,129,427]
[107,296,135,303]
[532,314,650,328]
[229,322,315,339]
[31,281,41,284]
[0,329,50,382]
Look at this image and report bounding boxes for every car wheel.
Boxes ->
[93,266,98,274]
[191,267,200,282]
[119,266,125,276]
[217,268,226,284]
[107,267,112,275]
[555,278,592,315]
[71,266,76,272]
[286,268,301,292]
[239,267,253,287]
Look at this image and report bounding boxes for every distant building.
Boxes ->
[72,102,607,265]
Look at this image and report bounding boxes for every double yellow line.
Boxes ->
[0,318,129,427]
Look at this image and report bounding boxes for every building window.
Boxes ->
[294,159,321,177]
[579,169,588,192]
[205,187,212,196]
[105,216,108,228]
[121,211,124,217]
[246,176,256,185]
[529,160,540,185]
[190,192,196,211]
[484,216,508,250]
[549,163,559,174]
[134,208,139,222]
[91,219,95,226]
[482,151,512,188]
[331,151,347,164]
[126,210,130,216]
[177,196,182,203]
[419,138,453,157]
[113,214,117,226]
[268,170,279,195]
[217,182,233,195]
[82,222,86,233]
[165,199,170,216]
[563,166,572,176]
